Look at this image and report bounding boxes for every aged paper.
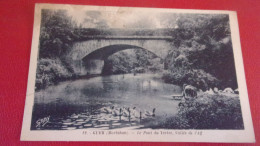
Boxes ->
[21,3,255,142]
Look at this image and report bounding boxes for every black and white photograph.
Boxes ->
[21,4,255,142]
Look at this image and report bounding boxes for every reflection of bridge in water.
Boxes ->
[68,35,175,75]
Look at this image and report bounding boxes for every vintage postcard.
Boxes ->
[21,3,255,142]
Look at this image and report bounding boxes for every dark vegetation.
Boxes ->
[36,10,78,90]
[147,93,244,129]
[163,14,237,91]
[102,49,163,75]
[157,15,242,129]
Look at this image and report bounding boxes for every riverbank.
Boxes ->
[144,92,244,129]
[35,66,163,91]
[35,57,103,91]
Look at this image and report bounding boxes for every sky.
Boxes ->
[67,9,179,29]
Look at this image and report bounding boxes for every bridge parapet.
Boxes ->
[76,35,175,41]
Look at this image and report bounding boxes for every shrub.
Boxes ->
[150,94,244,129]
[162,69,219,90]
[35,58,74,90]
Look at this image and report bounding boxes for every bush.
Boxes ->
[162,70,184,85]
[151,94,244,129]
[35,58,74,90]
[162,69,219,90]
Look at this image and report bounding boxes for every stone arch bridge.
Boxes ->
[68,36,174,75]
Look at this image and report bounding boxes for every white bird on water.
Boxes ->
[130,107,139,119]
[100,106,114,114]
[112,108,120,116]
[145,108,156,117]
[122,107,129,117]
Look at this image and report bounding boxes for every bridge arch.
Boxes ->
[68,37,174,75]
[82,44,161,61]
[81,44,162,75]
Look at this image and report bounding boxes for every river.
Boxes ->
[32,73,182,130]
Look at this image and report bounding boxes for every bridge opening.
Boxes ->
[81,44,164,75]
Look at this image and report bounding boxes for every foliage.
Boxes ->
[36,9,79,89]
[150,94,244,129]
[187,42,237,89]
[102,51,136,74]
[39,9,77,58]
[162,69,219,91]
[102,49,163,75]
[164,14,237,90]
[35,58,74,90]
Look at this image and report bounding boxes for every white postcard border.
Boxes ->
[20,3,255,143]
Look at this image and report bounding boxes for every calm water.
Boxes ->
[32,73,182,130]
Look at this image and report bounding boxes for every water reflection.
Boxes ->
[31,74,182,130]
